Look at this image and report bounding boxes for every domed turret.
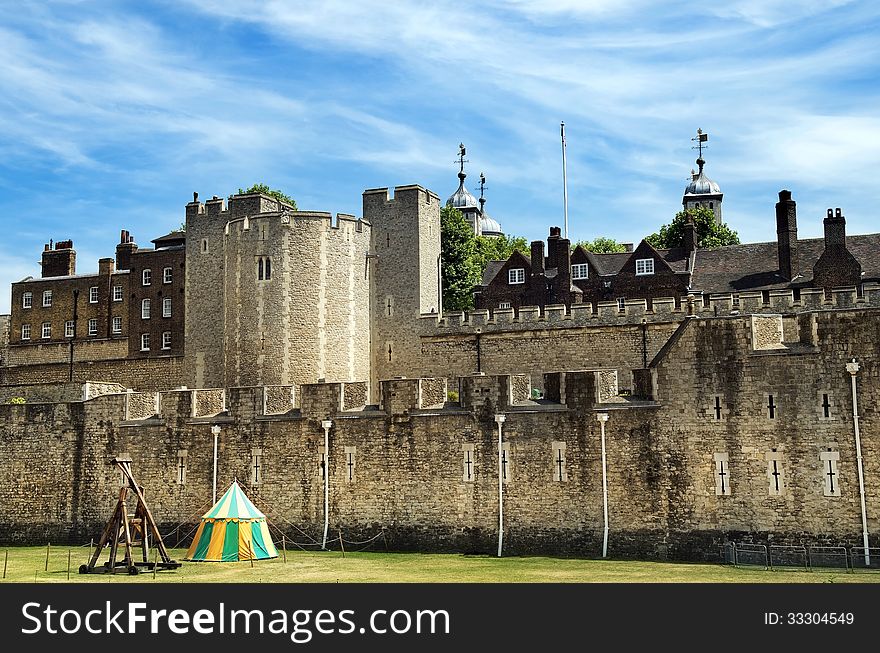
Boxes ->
[445,145,503,237]
[682,130,723,225]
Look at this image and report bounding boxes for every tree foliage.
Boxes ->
[238,183,298,209]
[646,205,739,249]
[440,206,480,311]
[474,233,530,274]
[573,236,628,253]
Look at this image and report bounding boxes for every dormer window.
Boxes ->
[508,268,525,285]
[572,263,589,280]
[635,258,654,276]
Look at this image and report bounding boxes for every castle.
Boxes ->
[0,145,878,561]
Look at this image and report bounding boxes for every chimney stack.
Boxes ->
[41,240,76,277]
[115,230,138,271]
[813,207,861,291]
[530,240,545,276]
[775,189,798,281]
[683,214,697,254]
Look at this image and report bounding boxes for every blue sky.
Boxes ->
[1,0,879,313]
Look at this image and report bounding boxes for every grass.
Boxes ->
[1,546,879,583]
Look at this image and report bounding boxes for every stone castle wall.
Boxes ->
[1,308,876,560]
[0,355,184,391]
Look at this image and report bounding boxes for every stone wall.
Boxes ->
[0,308,877,561]
[0,355,184,391]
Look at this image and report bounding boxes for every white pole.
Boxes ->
[321,419,333,550]
[495,414,506,557]
[846,360,870,567]
[561,121,569,240]
[211,425,220,504]
[597,413,610,558]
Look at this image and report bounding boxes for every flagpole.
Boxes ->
[561,121,569,239]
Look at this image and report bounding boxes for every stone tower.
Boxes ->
[184,191,372,390]
[365,185,441,400]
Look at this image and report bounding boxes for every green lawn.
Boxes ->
[1,546,878,583]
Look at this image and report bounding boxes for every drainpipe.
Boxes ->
[846,359,870,566]
[495,414,506,557]
[210,425,220,504]
[597,412,610,558]
[321,419,333,550]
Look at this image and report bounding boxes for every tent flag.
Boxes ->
[185,481,278,562]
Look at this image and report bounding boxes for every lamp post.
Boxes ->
[321,419,333,550]
[495,413,506,558]
[846,359,870,567]
[210,425,220,504]
[597,412,610,558]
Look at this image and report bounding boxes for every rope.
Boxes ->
[237,481,322,546]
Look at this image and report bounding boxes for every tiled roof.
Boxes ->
[690,233,880,294]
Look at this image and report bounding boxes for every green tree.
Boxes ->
[440,206,480,311]
[574,236,628,253]
[238,183,298,209]
[646,205,739,249]
[473,233,529,274]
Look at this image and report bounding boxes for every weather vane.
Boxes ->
[478,172,487,213]
[691,128,708,159]
[456,143,468,174]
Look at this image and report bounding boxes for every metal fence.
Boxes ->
[722,543,879,573]
[808,546,848,571]
[769,545,808,570]
[849,547,880,571]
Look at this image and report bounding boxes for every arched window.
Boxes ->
[257,256,272,281]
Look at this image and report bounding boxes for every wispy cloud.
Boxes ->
[0,0,878,313]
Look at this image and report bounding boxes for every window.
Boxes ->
[163,297,172,318]
[141,298,151,319]
[89,286,98,303]
[617,297,626,311]
[572,263,589,280]
[251,448,263,485]
[140,333,150,351]
[65,320,74,338]
[635,258,654,275]
[499,302,512,310]
[112,316,122,334]
[163,267,172,284]
[201,238,209,253]
[87,318,97,336]
[21,324,31,340]
[508,268,525,284]
[22,292,32,309]
[714,453,731,496]
[462,444,475,482]
[43,290,52,307]
[552,442,567,482]
[162,331,172,350]
[41,322,51,339]
[257,256,272,281]
[820,450,840,497]
[142,269,151,286]
[344,446,356,483]
[176,450,187,485]
[766,451,784,496]
[113,285,123,301]
[732,294,740,307]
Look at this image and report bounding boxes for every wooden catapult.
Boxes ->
[79,455,182,575]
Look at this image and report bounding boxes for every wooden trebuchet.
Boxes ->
[79,455,182,575]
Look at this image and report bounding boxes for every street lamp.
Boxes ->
[210,425,220,504]
[321,419,333,550]
[846,359,870,567]
[597,413,610,558]
[494,414,506,557]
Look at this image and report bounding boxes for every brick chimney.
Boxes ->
[813,208,861,290]
[115,230,138,271]
[546,226,562,270]
[41,240,76,277]
[557,238,572,286]
[530,240,545,276]
[775,190,798,281]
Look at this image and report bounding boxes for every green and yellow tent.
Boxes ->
[185,481,278,562]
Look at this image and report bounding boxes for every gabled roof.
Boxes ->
[690,233,880,293]
[151,231,186,247]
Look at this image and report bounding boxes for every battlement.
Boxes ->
[363,184,440,205]
[417,283,880,335]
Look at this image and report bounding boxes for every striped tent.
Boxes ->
[185,481,278,562]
